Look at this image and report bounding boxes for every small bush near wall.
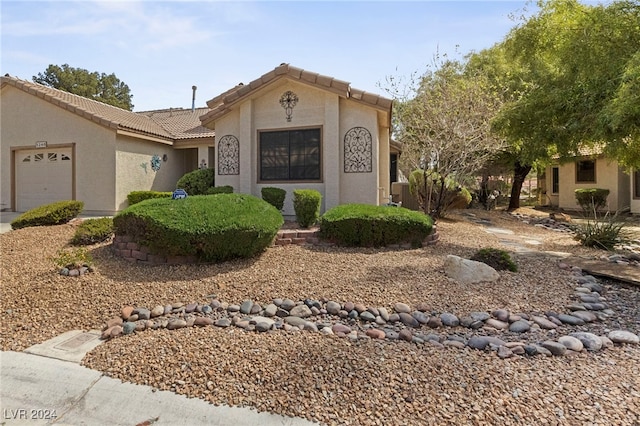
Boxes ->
[176,168,215,195]
[575,188,610,212]
[261,187,286,211]
[293,189,322,228]
[127,191,172,205]
[71,217,114,245]
[11,200,84,230]
[319,204,434,247]
[113,194,283,262]
[206,186,234,195]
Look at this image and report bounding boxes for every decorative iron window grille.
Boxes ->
[279,91,298,122]
[218,135,240,175]
[344,127,372,173]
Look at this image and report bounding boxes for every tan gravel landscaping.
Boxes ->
[2,208,640,425]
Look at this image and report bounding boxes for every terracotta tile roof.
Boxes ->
[201,63,392,127]
[1,75,213,142]
[140,108,214,140]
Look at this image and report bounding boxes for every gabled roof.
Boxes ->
[1,75,214,143]
[200,63,392,127]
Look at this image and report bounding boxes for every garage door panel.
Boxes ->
[16,148,73,212]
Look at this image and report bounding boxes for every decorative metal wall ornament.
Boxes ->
[150,154,162,172]
[279,91,298,122]
[344,127,373,173]
[217,135,240,175]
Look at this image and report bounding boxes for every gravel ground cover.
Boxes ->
[2,208,640,425]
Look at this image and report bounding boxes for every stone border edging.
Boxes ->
[100,261,639,358]
[112,226,440,265]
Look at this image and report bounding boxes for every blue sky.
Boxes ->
[1,1,534,112]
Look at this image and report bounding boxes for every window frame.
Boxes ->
[576,159,596,184]
[551,166,559,194]
[257,126,323,183]
[634,169,640,200]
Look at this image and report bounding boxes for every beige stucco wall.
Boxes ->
[212,79,389,216]
[114,136,188,212]
[1,86,116,213]
[546,157,630,212]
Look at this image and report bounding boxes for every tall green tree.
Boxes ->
[33,64,134,110]
[490,0,640,209]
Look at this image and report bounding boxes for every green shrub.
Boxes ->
[470,248,518,272]
[575,188,610,212]
[11,200,84,230]
[261,187,286,211]
[409,170,471,218]
[319,204,434,247]
[71,217,114,245]
[293,189,321,228]
[113,194,283,262]
[127,191,172,205]
[573,210,631,250]
[205,185,234,195]
[51,247,93,269]
[176,168,215,195]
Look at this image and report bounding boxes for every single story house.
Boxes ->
[1,75,213,214]
[539,148,639,214]
[199,63,399,216]
[1,64,400,216]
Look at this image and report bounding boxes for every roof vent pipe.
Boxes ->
[191,85,197,112]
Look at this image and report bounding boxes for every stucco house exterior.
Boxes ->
[539,148,638,214]
[1,64,400,216]
[200,63,399,216]
[1,75,214,214]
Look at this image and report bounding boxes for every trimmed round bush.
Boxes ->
[261,187,286,211]
[113,194,283,262]
[176,168,215,195]
[319,204,434,247]
[127,191,172,206]
[293,189,321,228]
[11,200,84,230]
[71,217,114,245]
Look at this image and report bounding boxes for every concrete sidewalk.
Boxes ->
[1,350,315,425]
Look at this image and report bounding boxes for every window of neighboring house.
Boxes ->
[634,170,640,199]
[552,167,559,194]
[576,160,596,183]
[259,128,321,181]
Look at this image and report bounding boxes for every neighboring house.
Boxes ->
[199,63,399,216]
[1,64,399,216]
[539,147,638,213]
[0,75,214,214]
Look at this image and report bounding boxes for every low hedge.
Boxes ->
[575,188,610,212]
[113,194,283,262]
[206,185,234,195]
[11,200,84,230]
[319,204,434,247]
[127,191,172,205]
[71,217,114,245]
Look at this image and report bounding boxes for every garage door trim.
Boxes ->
[11,143,76,211]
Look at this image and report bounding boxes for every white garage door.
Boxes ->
[16,148,73,212]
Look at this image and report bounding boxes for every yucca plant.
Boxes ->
[573,204,631,251]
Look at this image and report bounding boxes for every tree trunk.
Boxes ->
[508,162,532,211]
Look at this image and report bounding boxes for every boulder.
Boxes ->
[444,255,500,284]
